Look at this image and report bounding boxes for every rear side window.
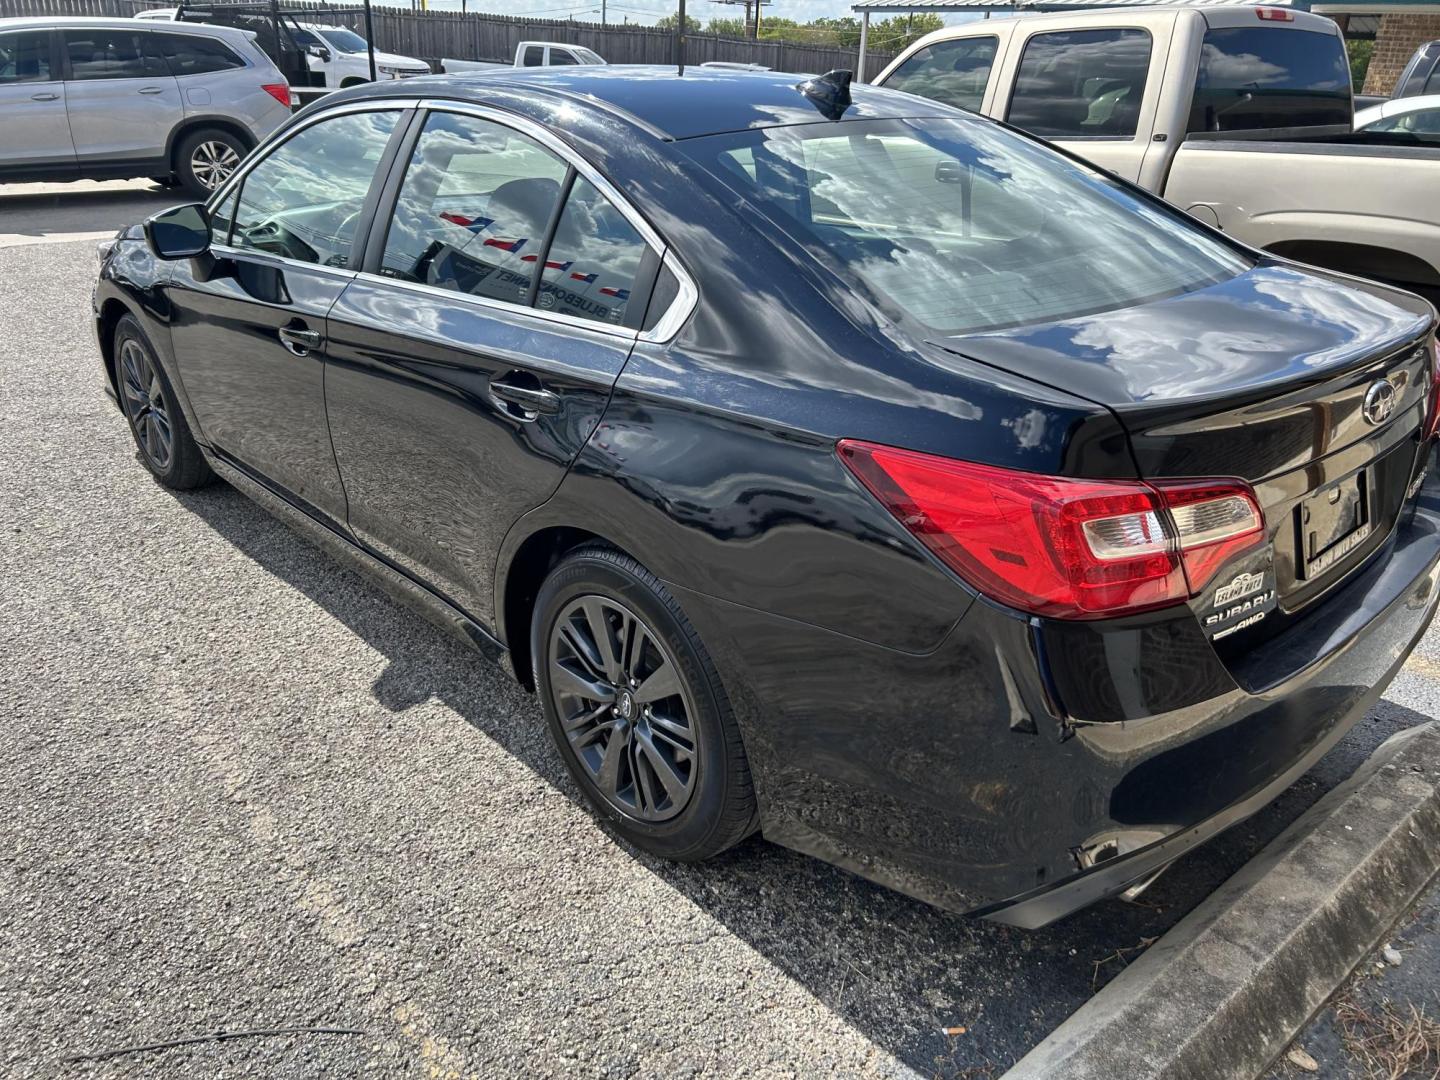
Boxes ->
[63,29,166,80]
[0,31,52,83]
[157,32,244,76]
[1188,26,1350,133]
[1007,29,1151,138]
[885,36,997,112]
[1363,107,1440,140]
[538,177,648,326]
[231,109,399,267]
[522,45,543,67]
[380,112,568,304]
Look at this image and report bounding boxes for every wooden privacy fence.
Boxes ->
[0,0,893,74]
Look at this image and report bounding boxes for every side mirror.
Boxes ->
[308,44,331,62]
[144,203,211,261]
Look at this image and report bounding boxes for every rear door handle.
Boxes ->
[489,377,561,417]
[137,86,165,95]
[30,92,59,101]
[278,325,322,356]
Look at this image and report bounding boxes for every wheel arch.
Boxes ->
[166,117,257,175]
[97,296,140,400]
[497,524,646,691]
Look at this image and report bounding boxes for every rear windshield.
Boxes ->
[685,117,1249,335]
[1188,26,1351,134]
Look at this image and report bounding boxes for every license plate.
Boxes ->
[1300,470,1370,580]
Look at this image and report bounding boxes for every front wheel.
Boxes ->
[114,315,214,490]
[532,545,758,861]
[175,127,246,197]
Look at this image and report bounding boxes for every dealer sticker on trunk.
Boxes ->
[1203,560,1277,641]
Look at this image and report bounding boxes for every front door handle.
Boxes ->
[489,376,561,418]
[137,86,165,95]
[31,92,59,101]
[278,324,322,356]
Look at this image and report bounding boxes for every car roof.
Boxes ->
[0,14,251,37]
[1360,92,1440,123]
[350,66,959,141]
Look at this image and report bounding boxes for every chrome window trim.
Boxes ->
[200,96,698,344]
[209,242,358,281]
[349,269,641,343]
[203,98,419,214]
[414,98,698,343]
[644,250,698,344]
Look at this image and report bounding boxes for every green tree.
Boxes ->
[1347,38,1373,90]
[705,16,745,35]
[655,12,701,32]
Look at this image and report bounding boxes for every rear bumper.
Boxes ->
[983,495,1440,926]
[669,463,1440,927]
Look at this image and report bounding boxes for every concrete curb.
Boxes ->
[1003,721,1440,1080]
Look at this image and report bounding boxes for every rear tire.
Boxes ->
[114,315,215,490]
[532,544,758,861]
[174,127,246,198]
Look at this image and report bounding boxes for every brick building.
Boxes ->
[1314,2,1440,94]
[1364,11,1440,93]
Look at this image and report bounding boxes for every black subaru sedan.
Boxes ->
[94,66,1440,927]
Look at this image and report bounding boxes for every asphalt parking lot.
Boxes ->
[5,180,1440,1079]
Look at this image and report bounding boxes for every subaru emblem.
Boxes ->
[1363,379,1397,426]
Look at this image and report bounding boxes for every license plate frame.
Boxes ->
[1299,469,1371,581]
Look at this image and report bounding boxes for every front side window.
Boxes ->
[231,109,399,267]
[157,32,244,76]
[884,36,998,113]
[1187,27,1350,133]
[549,49,578,66]
[0,31,52,84]
[690,117,1249,336]
[380,112,568,304]
[1007,28,1152,139]
[63,29,166,80]
[538,177,648,326]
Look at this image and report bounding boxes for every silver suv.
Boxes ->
[0,17,290,195]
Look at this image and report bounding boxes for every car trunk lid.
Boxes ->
[934,263,1436,621]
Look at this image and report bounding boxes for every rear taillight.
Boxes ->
[1256,7,1294,19]
[1425,341,1440,441]
[262,83,291,108]
[837,440,1264,620]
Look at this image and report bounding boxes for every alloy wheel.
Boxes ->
[190,140,240,190]
[119,339,173,472]
[548,595,698,823]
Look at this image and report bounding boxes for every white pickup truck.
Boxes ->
[442,41,605,74]
[875,6,1440,293]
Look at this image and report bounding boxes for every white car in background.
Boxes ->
[1355,94,1440,138]
[135,9,428,88]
